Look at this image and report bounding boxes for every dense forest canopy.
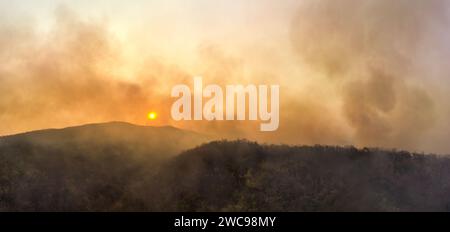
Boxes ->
[0,123,449,211]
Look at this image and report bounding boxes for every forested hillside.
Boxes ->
[1,123,449,211]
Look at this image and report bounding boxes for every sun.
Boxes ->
[147,112,157,120]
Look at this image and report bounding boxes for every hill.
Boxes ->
[0,125,450,211]
[153,141,450,212]
[0,122,210,211]
[0,121,209,159]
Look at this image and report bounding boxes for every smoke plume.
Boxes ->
[291,0,450,151]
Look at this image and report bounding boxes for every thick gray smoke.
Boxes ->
[291,0,450,151]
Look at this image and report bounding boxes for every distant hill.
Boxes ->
[0,125,450,211]
[0,121,210,159]
[0,122,211,211]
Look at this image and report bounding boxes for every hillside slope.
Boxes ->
[153,141,450,212]
[1,126,450,211]
[0,122,210,211]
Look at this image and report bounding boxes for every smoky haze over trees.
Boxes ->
[1,122,450,211]
[1,0,450,213]
[0,122,210,211]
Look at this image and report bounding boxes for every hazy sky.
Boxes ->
[1,0,450,154]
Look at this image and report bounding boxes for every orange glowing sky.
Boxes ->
[1,0,450,154]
